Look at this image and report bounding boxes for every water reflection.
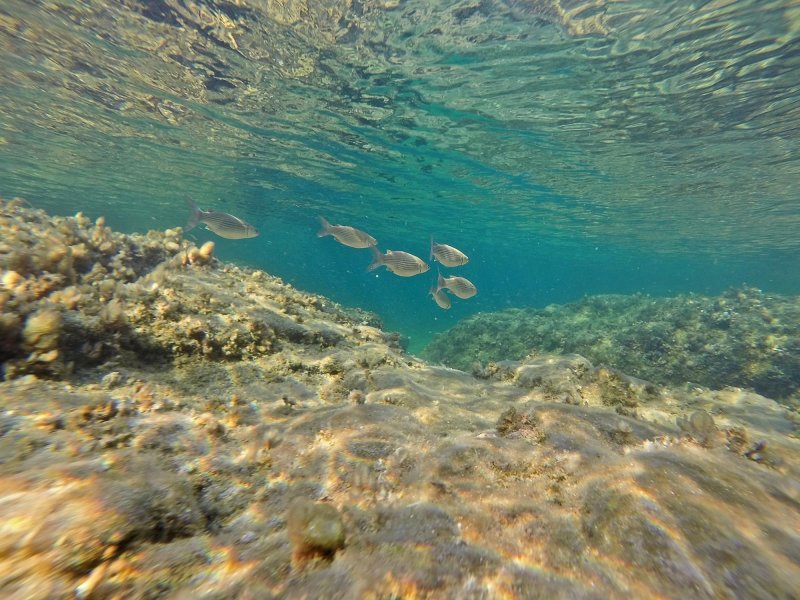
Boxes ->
[1,0,798,253]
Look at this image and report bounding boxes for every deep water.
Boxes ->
[2,4,800,595]
[2,0,799,353]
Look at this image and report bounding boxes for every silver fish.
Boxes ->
[318,216,377,248]
[430,284,451,309]
[186,199,258,240]
[430,237,469,267]
[368,247,430,277]
[437,273,477,299]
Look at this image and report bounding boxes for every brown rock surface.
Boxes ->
[1,199,799,598]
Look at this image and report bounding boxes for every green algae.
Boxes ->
[423,289,800,402]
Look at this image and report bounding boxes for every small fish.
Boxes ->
[430,284,451,309]
[368,247,430,277]
[430,237,469,267]
[437,272,477,299]
[318,216,377,248]
[185,198,258,240]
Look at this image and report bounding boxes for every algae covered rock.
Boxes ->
[1,201,799,598]
[286,498,346,564]
[22,309,62,353]
[677,409,718,447]
[423,289,800,402]
[0,198,384,380]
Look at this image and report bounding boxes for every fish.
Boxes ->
[430,284,451,309]
[317,216,377,248]
[437,272,477,299]
[368,247,430,277]
[185,198,259,240]
[430,237,469,267]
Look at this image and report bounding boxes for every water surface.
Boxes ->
[2,0,799,349]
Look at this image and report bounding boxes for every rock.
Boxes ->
[1,199,799,598]
[286,498,346,564]
[23,309,62,352]
[423,289,800,403]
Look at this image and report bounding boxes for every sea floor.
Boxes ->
[1,199,799,598]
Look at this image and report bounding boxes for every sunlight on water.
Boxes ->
[1,0,799,342]
[1,5,800,596]
[3,1,799,247]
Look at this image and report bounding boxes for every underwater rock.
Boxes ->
[496,406,538,436]
[0,312,22,357]
[0,198,384,378]
[512,354,593,404]
[677,409,718,447]
[0,200,799,598]
[423,289,800,403]
[286,498,346,565]
[22,309,62,353]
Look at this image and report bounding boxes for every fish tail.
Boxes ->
[437,270,445,291]
[429,235,435,261]
[185,198,201,232]
[317,216,332,238]
[366,246,383,272]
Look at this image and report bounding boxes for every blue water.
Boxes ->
[205,212,799,353]
[2,0,799,353]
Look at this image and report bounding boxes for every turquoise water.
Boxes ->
[2,0,799,352]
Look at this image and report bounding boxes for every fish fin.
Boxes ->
[185,198,202,232]
[317,216,331,238]
[366,246,383,272]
